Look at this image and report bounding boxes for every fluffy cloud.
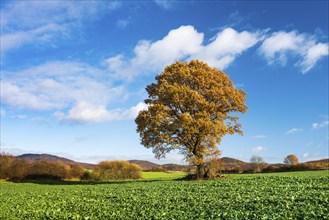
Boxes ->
[1,61,120,111]
[259,31,303,63]
[2,23,327,124]
[1,1,119,29]
[302,152,322,161]
[193,28,260,68]
[259,31,328,73]
[1,1,120,54]
[1,23,68,53]
[0,60,149,123]
[300,43,329,73]
[286,128,303,135]
[106,25,204,79]
[55,102,147,123]
[11,115,27,120]
[251,146,266,153]
[312,120,329,129]
[106,25,260,79]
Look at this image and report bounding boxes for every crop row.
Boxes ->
[1,173,328,219]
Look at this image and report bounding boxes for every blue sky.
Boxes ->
[1,1,328,164]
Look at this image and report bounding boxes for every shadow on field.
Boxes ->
[9,178,173,185]
[9,173,230,185]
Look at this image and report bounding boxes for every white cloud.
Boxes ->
[116,17,132,29]
[1,1,119,30]
[194,28,260,69]
[1,1,120,54]
[259,31,328,73]
[300,43,329,74]
[1,23,68,53]
[154,0,174,9]
[1,81,63,110]
[106,25,204,79]
[1,61,122,111]
[55,102,148,123]
[2,22,327,124]
[251,146,266,153]
[106,25,260,79]
[302,152,322,161]
[312,120,329,129]
[107,27,327,77]
[1,59,149,124]
[259,31,303,64]
[0,108,5,117]
[55,102,113,123]
[286,128,303,135]
[11,115,27,120]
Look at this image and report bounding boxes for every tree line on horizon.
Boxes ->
[0,153,142,181]
[0,153,327,181]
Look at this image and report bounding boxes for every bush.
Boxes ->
[81,170,93,180]
[0,154,16,179]
[9,159,30,179]
[67,164,85,179]
[92,160,142,180]
[0,153,85,180]
[0,154,30,179]
[26,160,70,180]
[24,161,85,180]
[204,158,223,179]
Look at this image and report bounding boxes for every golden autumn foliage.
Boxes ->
[135,60,247,178]
[92,160,142,180]
[284,154,299,165]
[0,153,84,180]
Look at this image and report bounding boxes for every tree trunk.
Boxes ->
[192,140,204,179]
[196,164,204,179]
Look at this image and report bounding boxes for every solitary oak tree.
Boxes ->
[135,60,247,179]
[284,154,299,165]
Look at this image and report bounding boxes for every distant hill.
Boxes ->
[304,158,329,164]
[15,153,328,172]
[162,163,188,171]
[18,154,75,163]
[221,157,248,164]
[128,160,160,170]
[129,157,250,171]
[219,157,253,172]
[302,158,329,170]
[17,154,95,169]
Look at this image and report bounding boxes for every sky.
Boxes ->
[1,0,328,165]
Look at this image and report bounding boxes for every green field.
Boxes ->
[142,171,187,180]
[1,171,328,219]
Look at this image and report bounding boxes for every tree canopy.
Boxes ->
[135,60,247,178]
[284,154,299,165]
[250,155,265,173]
